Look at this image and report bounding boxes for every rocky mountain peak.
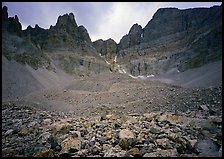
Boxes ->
[128,23,142,35]
[152,7,179,19]
[93,38,117,61]
[56,13,77,28]
[2,6,22,36]
[2,6,8,20]
[26,25,32,30]
[35,24,40,28]
[118,23,143,50]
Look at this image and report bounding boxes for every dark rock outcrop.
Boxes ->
[42,13,93,54]
[2,6,22,36]
[118,24,143,50]
[93,38,117,62]
[23,24,48,49]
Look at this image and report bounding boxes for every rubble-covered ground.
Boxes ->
[2,74,222,157]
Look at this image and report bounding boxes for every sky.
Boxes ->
[2,2,222,43]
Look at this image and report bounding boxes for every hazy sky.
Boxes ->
[2,2,222,43]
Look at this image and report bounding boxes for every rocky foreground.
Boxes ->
[2,98,222,157]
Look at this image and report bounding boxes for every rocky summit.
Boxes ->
[2,4,222,157]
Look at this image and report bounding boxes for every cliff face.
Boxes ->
[115,5,222,76]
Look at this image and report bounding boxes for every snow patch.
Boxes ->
[128,74,155,80]
[118,69,123,74]
[147,74,155,78]
[114,56,117,63]
[105,60,110,65]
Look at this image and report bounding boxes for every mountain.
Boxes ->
[115,5,222,76]
[2,4,222,94]
[2,6,110,77]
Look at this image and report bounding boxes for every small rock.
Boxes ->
[189,139,198,148]
[60,137,81,154]
[208,116,222,124]
[218,146,222,157]
[143,148,178,157]
[87,140,96,152]
[5,129,14,136]
[156,138,173,149]
[199,105,209,111]
[149,127,161,134]
[143,113,153,122]
[143,152,156,157]
[34,149,54,157]
[194,139,219,156]
[70,131,80,138]
[47,135,60,150]
[114,123,121,129]
[102,144,112,151]
[119,138,137,150]
[80,129,88,137]
[37,132,51,144]
[28,121,38,127]
[92,144,101,155]
[119,129,136,139]
[124,147,141,157]
[180,153,198,157]
[76,149,88,157]
[18,127,29,136]
[140,146,153,156]
[43,118,52,125]
[104,146,126,157]
[105,131,112,140]
[106,114,113,120]
[59,152,71,157]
